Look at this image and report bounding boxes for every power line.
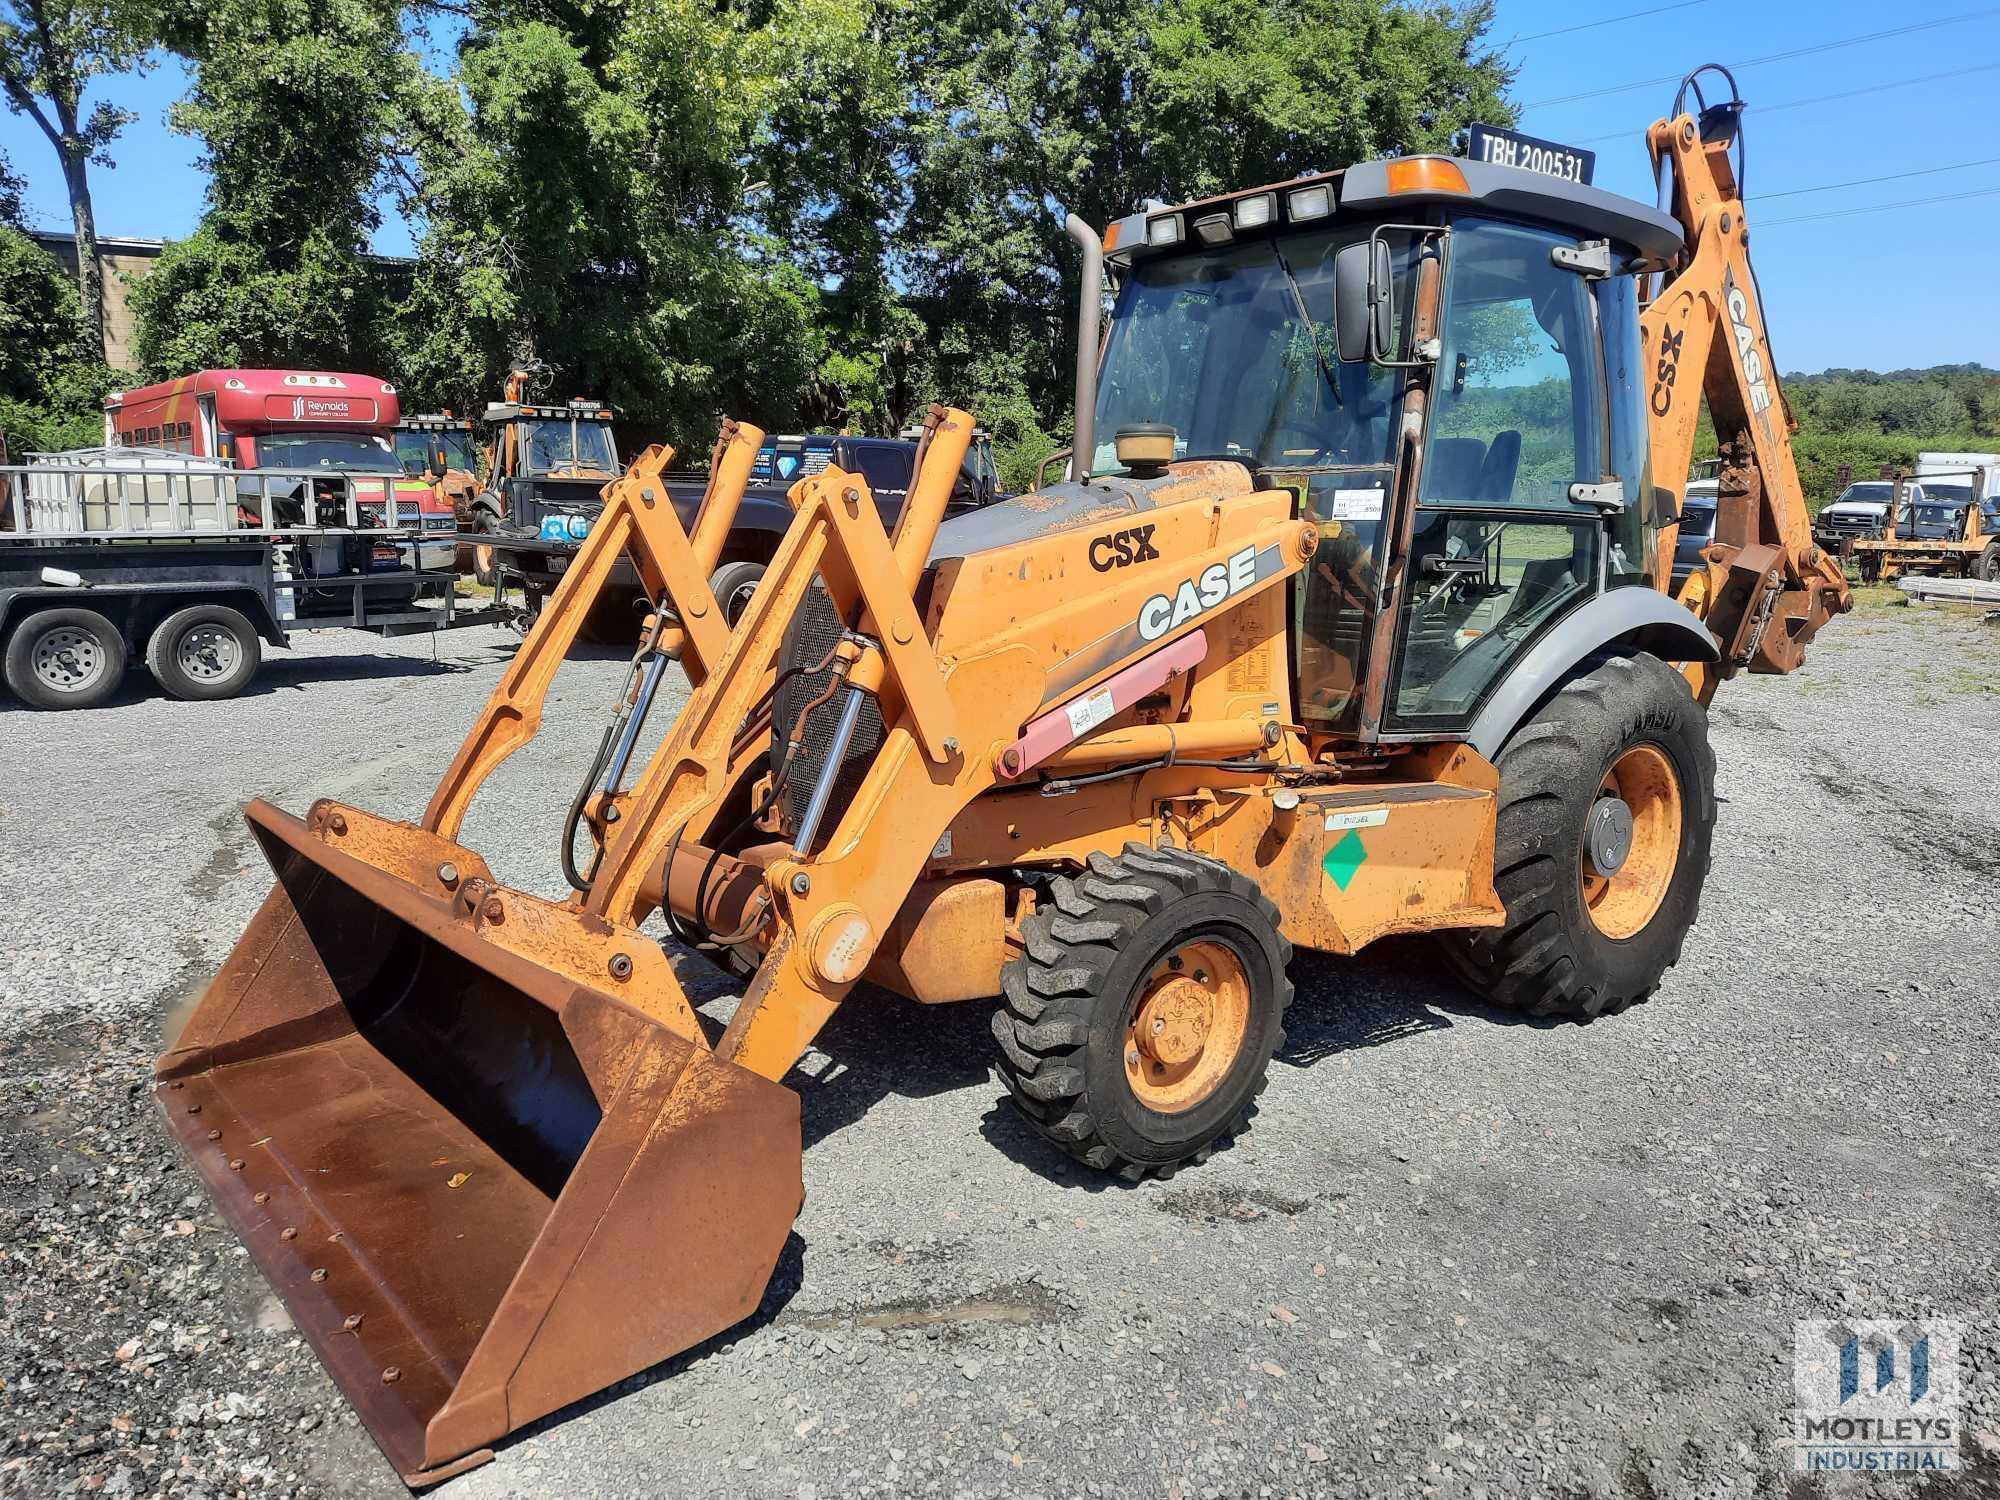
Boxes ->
[1495,1,1712,49]
[1574,60,2000,143]
[1522,6,2000,110]
[1755,156,2000,200]
[1756,183,2000,227]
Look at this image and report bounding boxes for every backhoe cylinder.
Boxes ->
[792,684,867,854]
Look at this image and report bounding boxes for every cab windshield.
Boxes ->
[523,418,616,476]
[253,431,397,473]
[1094,227,1405,474]
[440,430,477,471]
[397,428,479,477]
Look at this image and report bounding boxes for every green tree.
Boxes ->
[0,0,152,359]
[130,0,414,374]
[888,0,1514,470]
[1708,365,2000,509]
[0,146,122,451]
[392,8,829,446]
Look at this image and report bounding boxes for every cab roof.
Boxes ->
[1104,154,1685,268]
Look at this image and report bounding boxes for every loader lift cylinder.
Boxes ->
[794,678,869,854]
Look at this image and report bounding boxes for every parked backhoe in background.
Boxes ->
[468,364,627,606]
[156,68,1847,1486]
[394,414,483,573]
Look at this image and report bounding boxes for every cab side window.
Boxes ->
[1423,219,1603,506]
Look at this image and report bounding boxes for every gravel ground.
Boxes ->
[1,596,1997,1500]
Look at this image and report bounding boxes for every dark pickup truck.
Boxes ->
[496,431,1003,637]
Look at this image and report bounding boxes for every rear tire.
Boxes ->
[710,560,765,627]
[1443,653,1715,1021]
[4,607,127,710]
[145,604,261,702]
[992,844,1292,1180]
[1977,542,2000,583]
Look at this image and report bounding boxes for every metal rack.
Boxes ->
[0,451,428,541]
[0,451,465,637]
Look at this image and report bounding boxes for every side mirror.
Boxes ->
[1335,239,1394,363]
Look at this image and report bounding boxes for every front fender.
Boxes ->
[1464,587,1719,758]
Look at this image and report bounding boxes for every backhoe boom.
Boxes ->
[1641,90,1851,699]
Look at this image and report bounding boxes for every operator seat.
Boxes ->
[1479,430,1521,502]
[1425,437,1487,501]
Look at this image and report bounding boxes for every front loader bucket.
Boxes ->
[155,799,802,1486]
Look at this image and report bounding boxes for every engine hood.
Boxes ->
[930,460,1257,561]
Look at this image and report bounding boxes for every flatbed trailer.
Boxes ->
[0,454,479,710]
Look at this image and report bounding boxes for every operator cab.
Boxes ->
[481,397,620,481]
[1095,149,1684,741]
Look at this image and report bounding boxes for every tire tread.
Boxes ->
[993,843,1292,1179]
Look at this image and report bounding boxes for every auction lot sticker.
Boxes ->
[1793,1318,1962,1473]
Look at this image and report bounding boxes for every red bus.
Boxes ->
[104,369,402,470]
[103,368,453,562]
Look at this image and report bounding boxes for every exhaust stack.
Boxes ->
[1064,212,1104,482]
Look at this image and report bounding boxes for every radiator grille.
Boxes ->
[773,581,885,846]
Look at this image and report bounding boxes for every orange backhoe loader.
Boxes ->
[156,69,1846,1485]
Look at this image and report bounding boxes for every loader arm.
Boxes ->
[1641,90,1851,702]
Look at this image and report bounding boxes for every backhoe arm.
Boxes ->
[1641,98,1851,702]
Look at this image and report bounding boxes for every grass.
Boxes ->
[1849,583,1909,611]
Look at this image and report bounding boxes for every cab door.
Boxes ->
[1380,216,1639,737]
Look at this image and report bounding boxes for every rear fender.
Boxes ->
[1464,588,1719,758]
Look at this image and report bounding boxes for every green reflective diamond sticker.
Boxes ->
[1323,827,1368,891]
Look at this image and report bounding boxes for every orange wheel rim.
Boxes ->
[1124,939,1251,1114]
[1582,744,1683,940]
[474,543,495,575]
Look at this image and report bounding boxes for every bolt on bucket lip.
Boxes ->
[156,798,804,1484]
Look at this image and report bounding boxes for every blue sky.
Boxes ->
[2,0,1995,373]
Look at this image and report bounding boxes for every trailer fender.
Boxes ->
[0,585,285,651]
[1465,588,1719,758]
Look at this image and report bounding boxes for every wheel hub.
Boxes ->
[1134,978,1214,1066]
[180,625,239,681]
[1581,744,1684,940]
[1123,940,1253,1114]
[1583,796,1634,876]
[35,628,102,690]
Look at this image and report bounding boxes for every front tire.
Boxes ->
[992,845,1292,1180]
[1444,653,1715,1021]
[145,604,261,702]
[4,607,127,710]
[1977,542,2000,583]
[575,592,644,646]
[709,560,765,627]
